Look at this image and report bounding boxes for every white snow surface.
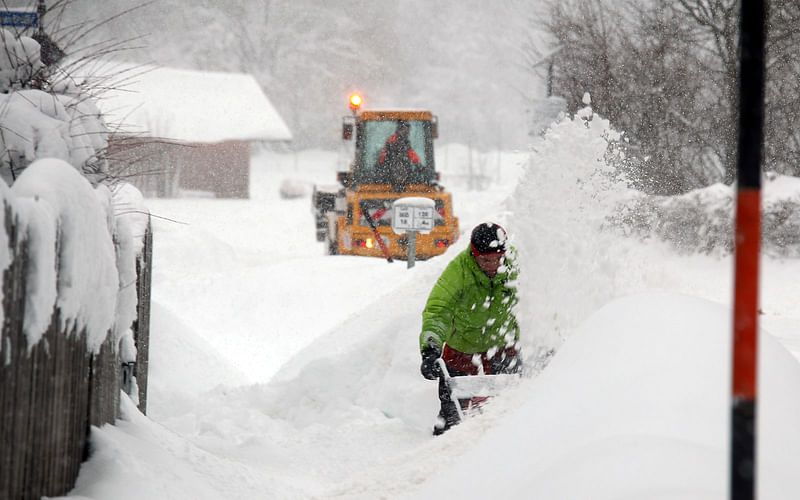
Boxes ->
[54,115,800,499]
[392,196,435,209]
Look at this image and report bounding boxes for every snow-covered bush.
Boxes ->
[0,28,149,355]
[279,178,310,199]
[609,184,735,256]
[0,28,42,89]
[0,30,110,186]
[762,199,800,258]
[609,173,800,258]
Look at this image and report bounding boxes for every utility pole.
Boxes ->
[32,0,65,66]
[37,0,45,37]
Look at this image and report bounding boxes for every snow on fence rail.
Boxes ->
[0,160,152,500]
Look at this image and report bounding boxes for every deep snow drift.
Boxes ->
[56,113,800,499]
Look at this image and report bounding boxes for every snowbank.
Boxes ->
[408,292,800,499]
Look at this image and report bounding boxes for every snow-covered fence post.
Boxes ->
[89,329,122,427]
[0,197,109,500]
[0,7,153,498]
[0,161,152,499]
[131,220,153,413]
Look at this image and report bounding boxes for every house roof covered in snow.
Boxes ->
[86,63,292,143]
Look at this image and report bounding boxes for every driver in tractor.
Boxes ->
[418,222,521,435]
[377,120,424,189]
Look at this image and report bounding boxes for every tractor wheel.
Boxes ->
[327,238,339,255]
[326,223,339,255]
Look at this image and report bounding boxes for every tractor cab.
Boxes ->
[350,112,437,190]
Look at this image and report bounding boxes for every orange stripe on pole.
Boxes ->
[732,188,760,400]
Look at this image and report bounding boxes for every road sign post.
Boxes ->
[392,197,434,269]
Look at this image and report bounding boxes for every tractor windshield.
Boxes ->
[355,119,434,187]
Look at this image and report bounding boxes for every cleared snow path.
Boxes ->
[59,143,800,499]
[132,148,529,498]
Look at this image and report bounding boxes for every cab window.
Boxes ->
[357,120,429,184]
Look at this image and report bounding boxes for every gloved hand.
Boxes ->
[420,344,442,380]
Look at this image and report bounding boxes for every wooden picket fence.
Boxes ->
[0,207,152,500]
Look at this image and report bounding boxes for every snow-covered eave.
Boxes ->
[105,113,293,144]
[80,62,294,144]
[108,132,293,146]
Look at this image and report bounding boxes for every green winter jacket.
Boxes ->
[419,245,520,354]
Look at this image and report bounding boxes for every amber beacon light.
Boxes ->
[349,94,362,112]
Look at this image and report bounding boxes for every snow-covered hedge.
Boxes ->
[609,172,800,258]
[609,184,734,255]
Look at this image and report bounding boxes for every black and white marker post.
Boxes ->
[730,1,767,499]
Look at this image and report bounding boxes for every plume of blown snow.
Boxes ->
[506,108,644,353]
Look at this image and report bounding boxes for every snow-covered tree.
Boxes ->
[533,0,800,194]
[55,0,537,150]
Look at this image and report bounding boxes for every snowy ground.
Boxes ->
[55,121,800,499]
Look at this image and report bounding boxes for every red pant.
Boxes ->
[442,344,518,375]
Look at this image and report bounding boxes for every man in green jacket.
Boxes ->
[419,222,521,435]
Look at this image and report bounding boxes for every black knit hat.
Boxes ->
[470,222,507,255]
